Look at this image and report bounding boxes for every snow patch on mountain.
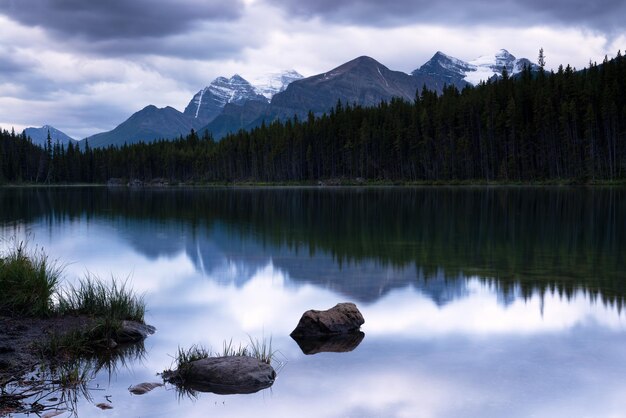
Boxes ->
[416,49,540,87]
[465,49,539,85]
[431,51,474,73]
[194,88,206,118]
[185,74,268,123]
[249,70,304,99]
[209,75,262,107]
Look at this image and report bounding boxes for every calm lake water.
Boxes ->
[1,186,625,418]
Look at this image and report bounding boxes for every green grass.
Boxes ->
[0,241,61,317]
[174,344,211,366]
[1,242,145,323]
[247,335,274,365]
[40,277,146,362]
[57,275,145,323]
[221,338,250,357]
[1,240,147,369]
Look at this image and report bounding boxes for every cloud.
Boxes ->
[263,0,626,33]
[0,0,244,40]
[0,0,622,138]
[0,50,37,75]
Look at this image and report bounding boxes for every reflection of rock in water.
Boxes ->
[292,331,365,355]
[164,356,276,395]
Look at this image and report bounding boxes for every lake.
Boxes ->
[1,186,625,418]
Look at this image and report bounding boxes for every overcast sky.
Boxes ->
[0,0,624,139]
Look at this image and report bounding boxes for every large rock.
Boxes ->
[165,356,276,395]
[291,331,365,355]
[290,302,364,337]
[115,321,155,344]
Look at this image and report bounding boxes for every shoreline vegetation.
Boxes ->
[0,242,149,415]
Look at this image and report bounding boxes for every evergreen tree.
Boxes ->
[538,48,546,69]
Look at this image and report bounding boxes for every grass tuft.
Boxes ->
[174,344,210,369]
[0,241,61,317]
[247,335,275,365]
[221,338,249,357]
[57,275,145,323]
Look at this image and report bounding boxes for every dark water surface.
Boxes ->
[1,186,625,418]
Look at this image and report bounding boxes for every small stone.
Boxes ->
[129,382,164,395]
[115,321,155,344]
[96,403,113,410]
[42,411,65,418]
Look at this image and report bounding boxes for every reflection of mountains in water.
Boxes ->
[1,187,623,306]
[117,220,473,305]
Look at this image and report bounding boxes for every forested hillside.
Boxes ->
[1,54,624,184]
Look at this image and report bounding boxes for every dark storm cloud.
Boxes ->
[83,26,255,60]
[0,0,244,40]
[264,0,626,32]
[0,54,36,75]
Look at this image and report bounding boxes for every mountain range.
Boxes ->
[29,49,539,147]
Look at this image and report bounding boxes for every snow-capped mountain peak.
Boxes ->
[250,70,304,100]
[465,49,539,85]
[411,49,540,91]
[205,74,263,106]
[183,74,268,124]
[419,51,475,75]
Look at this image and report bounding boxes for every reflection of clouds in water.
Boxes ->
[5,219,626,339]
[5,214,626,418]
[365,281,626,336]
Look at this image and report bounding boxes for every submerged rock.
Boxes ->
[290,303,364,337]
[165,356,275,395]
[129,382,164,395]
[115,321,156,344]
[291,331,365,355]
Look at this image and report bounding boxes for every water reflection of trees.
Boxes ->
[0,342,145,417]
[1,187,624,305]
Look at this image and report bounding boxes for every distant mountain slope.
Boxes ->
[24,125,76,147]
[203,100,270,140]
[465,49,539,84]
[412,49,540,89]
[250,70,304,100]
[182,75,268,126]
[271,56,421,116]
[411,51,473,92]
[84,105,203,148]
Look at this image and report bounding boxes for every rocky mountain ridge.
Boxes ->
[79,50,539,146]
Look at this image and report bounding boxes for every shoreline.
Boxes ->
[1,179,625,188]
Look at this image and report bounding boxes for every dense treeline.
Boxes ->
[1,53,625,183]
